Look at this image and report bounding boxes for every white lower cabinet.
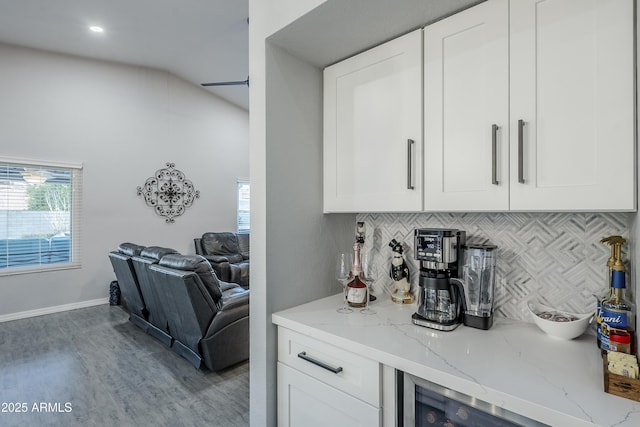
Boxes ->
[277,328,382,427]
[278,363,380,427]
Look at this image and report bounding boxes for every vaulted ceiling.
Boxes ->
[0,0,249,110]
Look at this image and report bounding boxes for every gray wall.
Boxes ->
[248,1,335,425]
[262,41,353,426]
[0,43,249,319]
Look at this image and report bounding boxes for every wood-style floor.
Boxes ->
[0,304,249,427]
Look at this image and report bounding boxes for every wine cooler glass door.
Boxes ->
[398,371,548,427]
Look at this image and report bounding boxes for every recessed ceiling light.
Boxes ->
[89,26,104,33]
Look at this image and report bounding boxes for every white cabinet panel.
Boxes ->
[324,29,422,213]
[277,363,380,427]
[509,0,635,211]
[278,328,380,406]
[424,0,509,211]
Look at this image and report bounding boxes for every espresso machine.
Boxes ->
[412,229,466,331]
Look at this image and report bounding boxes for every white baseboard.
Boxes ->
[0,298,110,323]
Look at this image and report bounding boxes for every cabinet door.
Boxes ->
[424,0,509,211]
[510,0,635,211]
[277,363,380,427]
[324,29,422,213]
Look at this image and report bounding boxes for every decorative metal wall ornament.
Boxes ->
[137,162,200,223]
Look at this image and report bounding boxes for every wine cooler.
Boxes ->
[397,371,549,427]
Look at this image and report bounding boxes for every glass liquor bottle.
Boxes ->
[597,236,627,349]
[346,241,368,308]
[596,236,619,348]
[600,270,635,353]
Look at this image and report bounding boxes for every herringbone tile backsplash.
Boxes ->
[356,212,632,320]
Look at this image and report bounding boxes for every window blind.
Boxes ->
[237,180,250,234]
[0,158,82,274]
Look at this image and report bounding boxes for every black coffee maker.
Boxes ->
[412,228,466,331]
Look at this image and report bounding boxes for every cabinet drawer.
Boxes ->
[277,362,380,427]
[278,328,380,406]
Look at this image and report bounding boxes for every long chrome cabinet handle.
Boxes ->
[491,124,499,185]
[297,351,343,374]
[407,139,415,190]
[518,119,525,184]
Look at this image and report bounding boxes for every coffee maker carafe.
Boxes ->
[412,229,466,331]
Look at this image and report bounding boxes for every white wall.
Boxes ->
[0,43,249,318]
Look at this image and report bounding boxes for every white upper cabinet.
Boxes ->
[323,0,635,213]
[424,0,510,211]
[509,0,635,211]
[425,0,635,212]
[323,29,423,213]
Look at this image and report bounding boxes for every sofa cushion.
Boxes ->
[159,254,223,303]
[140,246,178,261]
[118,242,145,257]
[201,232,243,263]
[228,262,250,289]
[237,233,250,260]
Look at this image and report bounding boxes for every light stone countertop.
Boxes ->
[272,293,640,427]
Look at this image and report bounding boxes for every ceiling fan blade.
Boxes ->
[201,77,249,87]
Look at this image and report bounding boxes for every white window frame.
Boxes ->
[0,156,82,276]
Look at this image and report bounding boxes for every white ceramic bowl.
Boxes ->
[526,299,594,340]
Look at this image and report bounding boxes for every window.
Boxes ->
[0,158,82,275]
[237,180,250,234]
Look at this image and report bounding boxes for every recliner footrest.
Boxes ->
[146,323,173,347]
[171,340,202,369]
[129,313,149,332]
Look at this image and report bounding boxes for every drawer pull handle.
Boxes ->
[297,351,343,374]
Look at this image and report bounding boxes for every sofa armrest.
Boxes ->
[227,262,250,289]
[194,238,203,255]
[221,287,249,304]
[207,291,249,336]
[219,280,240,292]
[204,254,230,264]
